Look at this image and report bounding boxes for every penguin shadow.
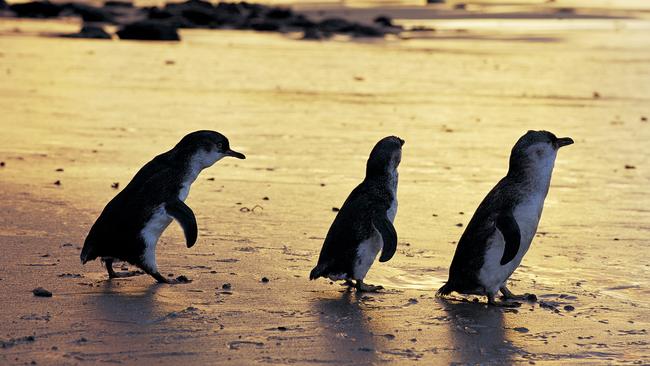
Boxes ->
[438,298,526,364]
[313,290,380,364]
[92,281,171,326]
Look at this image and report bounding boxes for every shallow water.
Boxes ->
[0,11,649,365]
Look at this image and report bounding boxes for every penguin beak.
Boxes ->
[555,137,574,149]
[225,149,246,159]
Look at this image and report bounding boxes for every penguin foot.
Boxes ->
[355,281,384,293]
[109,270,145,278]
[487,294,521,308]
[500,287,537,302]
[341,279,355,288]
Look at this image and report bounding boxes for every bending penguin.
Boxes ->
[310,136,404,292]
[80,130,246,284]
[438,130,573,305]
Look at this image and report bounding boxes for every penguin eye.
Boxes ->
[216,142,223,149]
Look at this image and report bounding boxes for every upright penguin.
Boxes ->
[309,136,404,292]
[80,130,246,283]
[438,130,573,305]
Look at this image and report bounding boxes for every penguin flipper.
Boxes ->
[375,214,397,263]
[496,210,520,265]
[166,199,198,248]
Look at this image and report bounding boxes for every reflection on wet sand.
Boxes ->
[439,298,525,364]
[314,290,379,364]
[93,281,169,325]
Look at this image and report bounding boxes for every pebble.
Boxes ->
[32,287,52,297]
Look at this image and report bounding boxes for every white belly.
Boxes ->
[353,229,383,280]
[478,195,545,295]
[140,205,173,271]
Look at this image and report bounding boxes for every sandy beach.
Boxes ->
[1,1,650,364]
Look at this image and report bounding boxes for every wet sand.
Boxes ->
[1,3,650,365]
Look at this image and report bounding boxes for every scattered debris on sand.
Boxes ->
[32,287,52,297]
[2,0,402,41]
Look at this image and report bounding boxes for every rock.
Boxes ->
[117,21,180,41]
[9,1,62,18]
[261,277,269,283]
[222,283,231,290]
[332,207,340,212]
[176,275,191,283]
[147,7,174,20]
[104,1,133,8]
[180,8,219,27]
[32,287,52,297]
[373,15,393,27]
[318,17,351,33]
[265,7,292,20]
[349,24,384,38]
[61,25,111,39]
[287,14,315,28]
[302,27,326,40]
[426,0,445,3]
[249,19,281,31]
[564,305,575,311]
[513,327,529,333]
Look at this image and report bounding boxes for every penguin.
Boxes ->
[309,136,404,292]
[80,130,246,284]
[438,130,573,305]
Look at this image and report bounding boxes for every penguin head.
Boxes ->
[175,130,246,168]
[366,136,405,177]
[509,130,573,175]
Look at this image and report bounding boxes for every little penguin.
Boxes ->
[438,130,573,305]
[309,136,404,292]
[80,130,246,283]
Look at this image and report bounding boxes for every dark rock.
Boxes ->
[374,15,392,27]
[564,305,575,311]
[249,19,280,31]
[349,24,384,38]
[9,1,62,18]
[61,3,113,22]
[261,277,269,283]
[426,0,445,3]
[176,275,191,283]
[332,207,340,212]
[215,2,242,15]
[302,27,326,40]
[265,7,292,20]
[222,283,232,290]
[147,7,174,20]
[180,8,219,27]
[61,25,111,39]
[104,1,133,8]
[319,17,351,33]
[287,14,315,28]
[32,287,52,297]
[117,21,180,41]
[166,0,213,11]
[513,327,529,333]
